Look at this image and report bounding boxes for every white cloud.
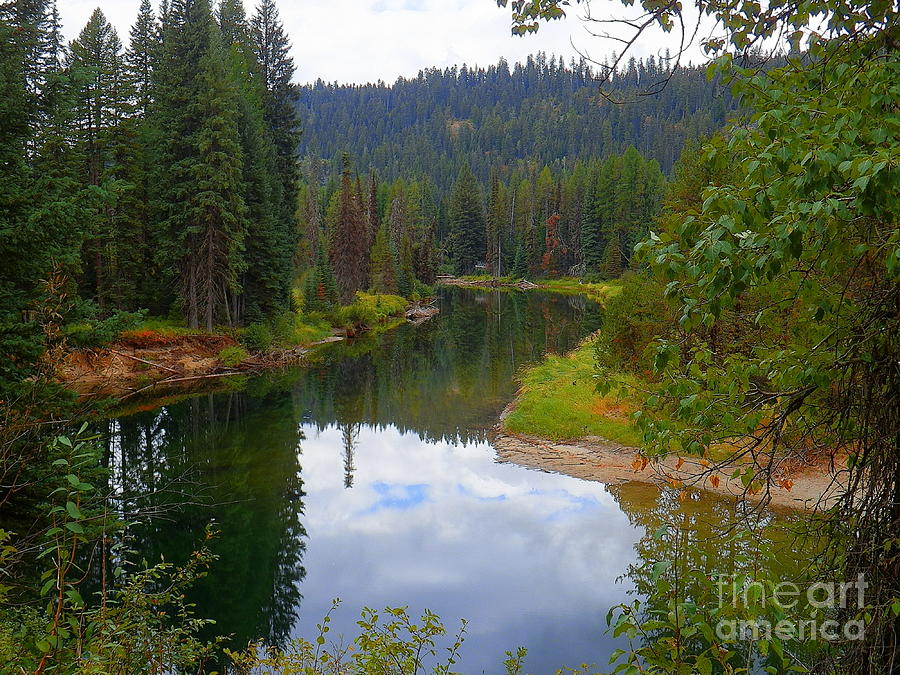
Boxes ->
[56,0,707,85]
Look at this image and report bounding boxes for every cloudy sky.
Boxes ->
[56,0,705,85]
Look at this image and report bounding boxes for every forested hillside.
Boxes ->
[297,54,736,188]
[299,146,665,283]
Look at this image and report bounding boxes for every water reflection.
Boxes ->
[96,288,796,673]
[102,388,308,648]
[295,424,637,674]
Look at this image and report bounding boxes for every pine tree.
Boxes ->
[447,163,485,275]
[369,223,396,294]
[67,8,128,308]
[329,153,368,303]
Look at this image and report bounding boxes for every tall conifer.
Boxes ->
[329,153,368,303]
[447,163,485,275]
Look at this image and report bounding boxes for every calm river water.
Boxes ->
[96,288,798,674]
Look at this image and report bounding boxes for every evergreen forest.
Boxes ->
[1,0,898,672]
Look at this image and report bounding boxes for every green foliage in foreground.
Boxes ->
[504,337,641,445]
[228,601,475,675]
[0,431,222,673]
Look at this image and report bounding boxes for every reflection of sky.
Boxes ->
[293,423,641,675]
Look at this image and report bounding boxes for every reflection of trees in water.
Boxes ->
[609,482,809,594]
[93,288,600,657]
[101,387,308,651]
[341,423,358,489]
[607,482,814,665]
[291,288,602,446]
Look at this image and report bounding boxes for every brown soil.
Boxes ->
[58,300,439,402]
[490,425,849,512]
[57,333,344,400]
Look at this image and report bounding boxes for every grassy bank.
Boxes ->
[58,292,419,398]
[503,335,642,446]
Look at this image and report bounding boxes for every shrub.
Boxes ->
[218,345,248,367]
[414,280,434,298]
[240,323,273,352]
[63,309,146,348]
[594,272,673,374]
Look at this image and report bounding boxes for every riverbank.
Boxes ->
[492,429,846,511]
[494,336,847,511]
[59,296,438,400]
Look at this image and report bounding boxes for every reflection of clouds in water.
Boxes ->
[361,482,430,514]
[294,424,640,674]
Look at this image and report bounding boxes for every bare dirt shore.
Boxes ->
[59,302,441,401]
[58,333,344,400]
[490,427,849,511]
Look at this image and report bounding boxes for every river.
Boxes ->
[95,287,798,674]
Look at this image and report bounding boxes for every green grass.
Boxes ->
[503,337,642,445]
[133,317,207,337]
[335,292,408,329]
[271,312,333,347]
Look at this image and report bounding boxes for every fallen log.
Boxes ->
[108,349,178,373]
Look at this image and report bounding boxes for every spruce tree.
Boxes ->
[125,0,158,117]
[154,0,247,329]
[304,238,338,312]
[0,1,100,396]
[329,153,368,303]
[190,15,247,330]
[447,163,485,275]
[366,172,380,244]
[486,170,502,275]
[369,224,397,294]
[67,9,128,308]
[220,0,287,323]
[250,0,300,291]
[397,232,415,298]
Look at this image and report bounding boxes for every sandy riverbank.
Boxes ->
[491,424,848,511]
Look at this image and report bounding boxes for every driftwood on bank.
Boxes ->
[406,303,440,321]
[436,276,538,290]
[108,349,178,373]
